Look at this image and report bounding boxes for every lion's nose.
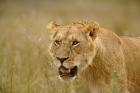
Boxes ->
[56,57,69,64]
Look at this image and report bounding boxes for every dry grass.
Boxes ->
[0,0,140,93]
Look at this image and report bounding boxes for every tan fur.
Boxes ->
[48,21,140,93]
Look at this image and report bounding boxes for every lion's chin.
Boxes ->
[58,75,76,81]
[58,65,78,81]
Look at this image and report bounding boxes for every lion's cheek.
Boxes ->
[63,61,74,68]
[48,45,53,56]
[73,55,87,71]
[53,60,61,67]
[78,52,95,71]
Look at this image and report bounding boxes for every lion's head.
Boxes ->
[48,21,99,81]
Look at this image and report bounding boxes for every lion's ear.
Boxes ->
[84,22,99,39]
[47,21,59,30]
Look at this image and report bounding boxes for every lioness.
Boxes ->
[48,21,140,93]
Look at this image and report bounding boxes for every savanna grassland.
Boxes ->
[0,0,140,93]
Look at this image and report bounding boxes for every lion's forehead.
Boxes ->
[54,26,87,41]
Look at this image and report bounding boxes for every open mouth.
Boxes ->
[58,65,78,79]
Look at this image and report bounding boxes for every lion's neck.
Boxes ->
[80,57,110,86]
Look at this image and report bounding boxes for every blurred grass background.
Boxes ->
[0,0,140,93]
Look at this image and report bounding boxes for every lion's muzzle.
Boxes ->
[58,65,78,79]
[56,57,69,64]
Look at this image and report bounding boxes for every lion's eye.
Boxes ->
[54,40,61,46]
[72,40,79,46]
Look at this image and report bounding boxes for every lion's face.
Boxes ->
[48,22,99,81]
